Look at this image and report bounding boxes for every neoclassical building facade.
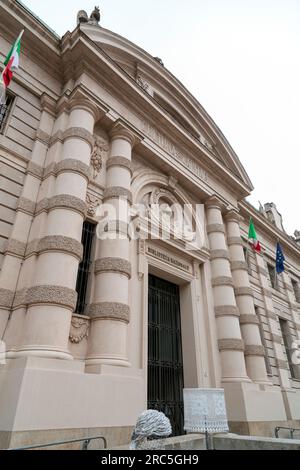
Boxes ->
[0,1,300,448]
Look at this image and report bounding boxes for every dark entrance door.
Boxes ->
[148,274,184,436]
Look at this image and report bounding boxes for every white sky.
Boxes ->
[22,0,300,235]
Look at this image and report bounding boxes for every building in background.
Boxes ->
[0,1,299,449]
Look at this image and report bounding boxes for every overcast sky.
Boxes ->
[22,0,300,236]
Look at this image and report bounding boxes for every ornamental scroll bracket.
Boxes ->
[86,193,101,217]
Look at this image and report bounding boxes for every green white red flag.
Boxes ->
[1,30,24,91]
[248,218,261,253]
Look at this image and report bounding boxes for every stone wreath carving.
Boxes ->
[69,316,89,344]
[90,138,109,178]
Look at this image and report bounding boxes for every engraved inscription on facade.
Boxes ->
[140,120,209,183]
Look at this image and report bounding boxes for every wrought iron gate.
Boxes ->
[148,274,184,436]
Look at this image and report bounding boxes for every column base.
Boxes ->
[7,346,73,361]
[282,388,300,420]
[85,357,131,371]
[223,380,287,424]
[0,356,144,449]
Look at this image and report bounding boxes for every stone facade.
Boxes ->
[0,1,299,449]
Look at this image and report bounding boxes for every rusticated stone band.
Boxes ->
[106,157,132,174]
[244,345,265,356]
[218,338,244,352]
[206,224,225,235]
[276,359,288,370]
[35,198,50,214]
[210,250,230,260]
[25,239,39,257]
[48,194,87,216]
[240,314,259,325]
[257,266,268,277]
[214,305,240,317]
[0,288,14,308]
[26,285,77,310]
[212,276,234,287]
[94,258,132,278]
[266,309,277,320]
[88,302,130,323]
[43,162,56,179]
[227,237,243,247]
[17,197,36,215]
[3,239,26,257]
[284,283,294,292]
[231,261,248,271]
[36,129,51,145]
[234,287,253,297]
[37,236,83,260]
[63,127,94,149]
[55,159,91,181]
[26,161,43,179]
[262,288,272,298]
[12,288,27,309]
[103,187,133,205]
[271,333,282,344]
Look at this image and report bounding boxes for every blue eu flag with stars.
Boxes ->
[276,242,285,274]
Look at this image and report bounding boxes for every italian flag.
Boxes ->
[1,30,24,90]
[248,218,261,253]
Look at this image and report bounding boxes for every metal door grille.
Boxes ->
[75,221,95,314]
[148,274,184,436]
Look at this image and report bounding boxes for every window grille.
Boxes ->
[0,94,14,134]
[75,221,96,314]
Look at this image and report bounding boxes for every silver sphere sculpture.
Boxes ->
[130,409,172,450]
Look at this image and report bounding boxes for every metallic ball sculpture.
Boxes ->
[130,410,172,450]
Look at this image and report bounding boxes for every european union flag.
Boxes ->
[276,242,285,274]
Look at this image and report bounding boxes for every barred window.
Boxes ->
[291,279,300,303]
[267,263,276,289]
[75,221,96,314]
[279,318,300,380]
[0,94,14,134]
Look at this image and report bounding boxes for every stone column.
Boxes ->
[86,122,136,369]
[16,92,98,359]
[0,94,56,345]
[205,196,249,383]
[225,210,269,384]
[255,252,291,388]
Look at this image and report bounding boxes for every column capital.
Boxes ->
[69,93,100,121]
[56,89,103,121]
[109,120,142,148]
[204,195,226,211]
[40,93,57,117]
[224,209,243,224]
